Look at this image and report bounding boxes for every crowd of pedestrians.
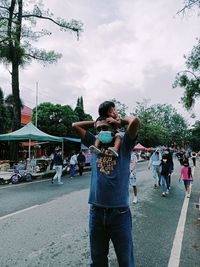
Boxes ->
[147,148,196,198]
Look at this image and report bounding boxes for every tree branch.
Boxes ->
[177,0,200,15]
[0,5,10,11]
[177,70,199,80]
[22,14,82,33]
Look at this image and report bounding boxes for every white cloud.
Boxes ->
[1,0,200,122]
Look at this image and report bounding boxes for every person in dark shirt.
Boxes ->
[77,150,86,176]
[166,149,174,189]
[161,154,171,197]
[51,148,63,185]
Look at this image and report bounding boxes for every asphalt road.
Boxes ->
[0,159,199,267]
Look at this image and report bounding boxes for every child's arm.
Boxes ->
[106,117,121,127]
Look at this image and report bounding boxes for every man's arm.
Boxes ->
[72,121,95,140]
[121,116,141,140]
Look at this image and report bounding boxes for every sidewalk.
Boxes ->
[179,162,200,266]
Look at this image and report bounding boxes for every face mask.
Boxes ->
[98,131,113,144]
[163,159,167,163]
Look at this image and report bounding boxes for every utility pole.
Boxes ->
[36,82,38,127]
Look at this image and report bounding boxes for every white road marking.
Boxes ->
[167,191,191,267]
[0,205,39,221]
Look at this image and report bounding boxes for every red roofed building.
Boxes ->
[21,105,32,125]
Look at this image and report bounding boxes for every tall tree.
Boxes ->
[74,96,93,121]
[32,102,79,137]
[188,120,200,150]
[0,0,83,131]
[174,1,200,109]
[0,87,8,133]
[132,99,188,147]
[173,39,200,109]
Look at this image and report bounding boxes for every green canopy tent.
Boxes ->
[0,122,63,159]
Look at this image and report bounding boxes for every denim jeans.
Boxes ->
[70,164,76,177]
[161,175,169,193]
[152,165,161,185]
[89,205,136,267]
[53,165,62,183]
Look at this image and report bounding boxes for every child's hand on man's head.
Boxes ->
[106,117,116,124]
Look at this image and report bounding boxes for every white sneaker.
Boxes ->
[132,196,138,203]
[58,182,63,185]
[89,145,101,154]
[108,147,119,157]
[166,189,169,194]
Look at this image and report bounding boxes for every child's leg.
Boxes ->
[187,183,190,194]
[113,136,121,151]
[89,139,101,154]
[95,138,100,148]
[184,181,187,191]
[108,136,121,157]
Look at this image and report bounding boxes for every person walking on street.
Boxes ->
[191,152,197,167]
[148,148,162,188]
[52,148,63,185]
[130,151,138,204]
[165,148,174,189]
[179,160,193,198]
[69,151,77,178]
[77,150,86,176]
[160,154,171,197]
[72,101,140,267]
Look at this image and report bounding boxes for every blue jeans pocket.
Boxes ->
[116,207,129,214]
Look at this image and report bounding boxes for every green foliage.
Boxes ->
[173,26,200,110]
[131,99,188,147]
[0,0,83,65]
[32,102,80,137]
[74,96,93,121]
[188,120,200,151]
[0,88,13,133]
[110,98,128,118]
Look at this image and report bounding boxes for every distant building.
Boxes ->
[21,105,32,125]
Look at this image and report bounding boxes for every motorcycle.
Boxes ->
[10,169,32,184]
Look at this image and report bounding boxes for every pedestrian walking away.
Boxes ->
[165,148,174,189]
[72,100,140,267]
[160,154,171,197]
[179,160,193,198]
[191,152,197,167]
[52,147,63,185]
[77,150,86,176]
[148,148,162,188]
[130,151,138,204]
[69,151,78,178]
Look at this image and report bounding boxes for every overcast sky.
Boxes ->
[1,0,200,122]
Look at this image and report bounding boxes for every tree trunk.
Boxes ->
[10,59,21,161]
[12,60,21,131]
